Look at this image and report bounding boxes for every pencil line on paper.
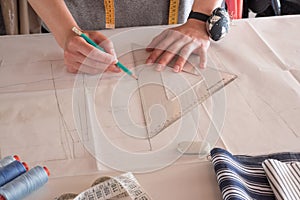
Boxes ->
[77,98,84,140]
[257,93,299,138]
[50,63,74,159]
[0,79,53,90]
[83,75,90,141]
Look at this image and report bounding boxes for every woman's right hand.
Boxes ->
[63,30,121,74]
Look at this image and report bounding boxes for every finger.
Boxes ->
[67,61,104,75]
[64,50,77,73]
[174,41,199,72]
[157,38,190,67]
[146,48,165,64]
[146,30,183,63]
[155,33,177,51]
[155,63,166,72]
[64,50,110,72]
[68,36,116,64]
[65,54,120,74]
[198,45,208,69]
[146,29,169,51]
[100,39,117,61]
[157,51,175,67]
[87,32,117,62]
[106,64,121,73]
[87,47,116,64]
[66,65,78,74]
[64,53,104,74]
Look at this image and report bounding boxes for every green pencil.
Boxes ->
[72,27,137,80]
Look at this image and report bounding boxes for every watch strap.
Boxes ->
[188,11,210,22]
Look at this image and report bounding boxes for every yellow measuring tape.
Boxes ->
[104,0,115,29]
[168,0,180,24]
[103,0,180,28]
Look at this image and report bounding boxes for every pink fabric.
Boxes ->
[226,0,243,19]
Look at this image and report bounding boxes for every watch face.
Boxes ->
[206,7,230,41]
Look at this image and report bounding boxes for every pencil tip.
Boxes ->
[132,74,138,80]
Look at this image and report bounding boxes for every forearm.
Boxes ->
[192,0,223,14]
[28,0,78,48]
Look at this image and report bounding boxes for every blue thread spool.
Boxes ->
[0,161,28,187]
[0,156,20,168]
[0,166,50,200]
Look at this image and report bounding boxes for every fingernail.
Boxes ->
[111,58,117,64]
[173,65,180,72]
[199,64,205,69]
[111,50,118,61]
[146,58,153,64]
[113,56,117,63]
[155,64,163,71]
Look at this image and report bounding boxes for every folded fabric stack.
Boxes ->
[210,148,300,200]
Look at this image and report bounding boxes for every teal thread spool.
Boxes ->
[0,161,28,187]
[0,166,50,200]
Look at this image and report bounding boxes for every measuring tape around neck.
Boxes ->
[104,0,180,28]
[104,0,115,29]
[168,0,180,24]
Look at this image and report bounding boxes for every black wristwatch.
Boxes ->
[188,11,210,22]
[188,8,230,41]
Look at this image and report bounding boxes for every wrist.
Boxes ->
[192,0,224,15]
[186,18,207,31]
[187,8,230,41]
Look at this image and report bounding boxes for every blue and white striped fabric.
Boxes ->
[262,159,300,200]
[210,148,300,200]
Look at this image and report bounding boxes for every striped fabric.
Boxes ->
[262,159,300,200]
[210,148,300,200]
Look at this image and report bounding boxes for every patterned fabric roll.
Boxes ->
[262,159,300,200]
[210,148,300,200]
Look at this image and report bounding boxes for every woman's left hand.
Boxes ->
[146,19,210,72]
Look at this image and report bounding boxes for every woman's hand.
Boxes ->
[63,30,121,74]
[146,19,210,72]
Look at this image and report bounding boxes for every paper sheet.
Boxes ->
[0,31,230,176]
[209,19,300,154]
[72,47,231,172]
[1,19,299,177]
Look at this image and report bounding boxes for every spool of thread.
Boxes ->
[0,166,50,200]
[0,161,28,187]
[0,156,20,168]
